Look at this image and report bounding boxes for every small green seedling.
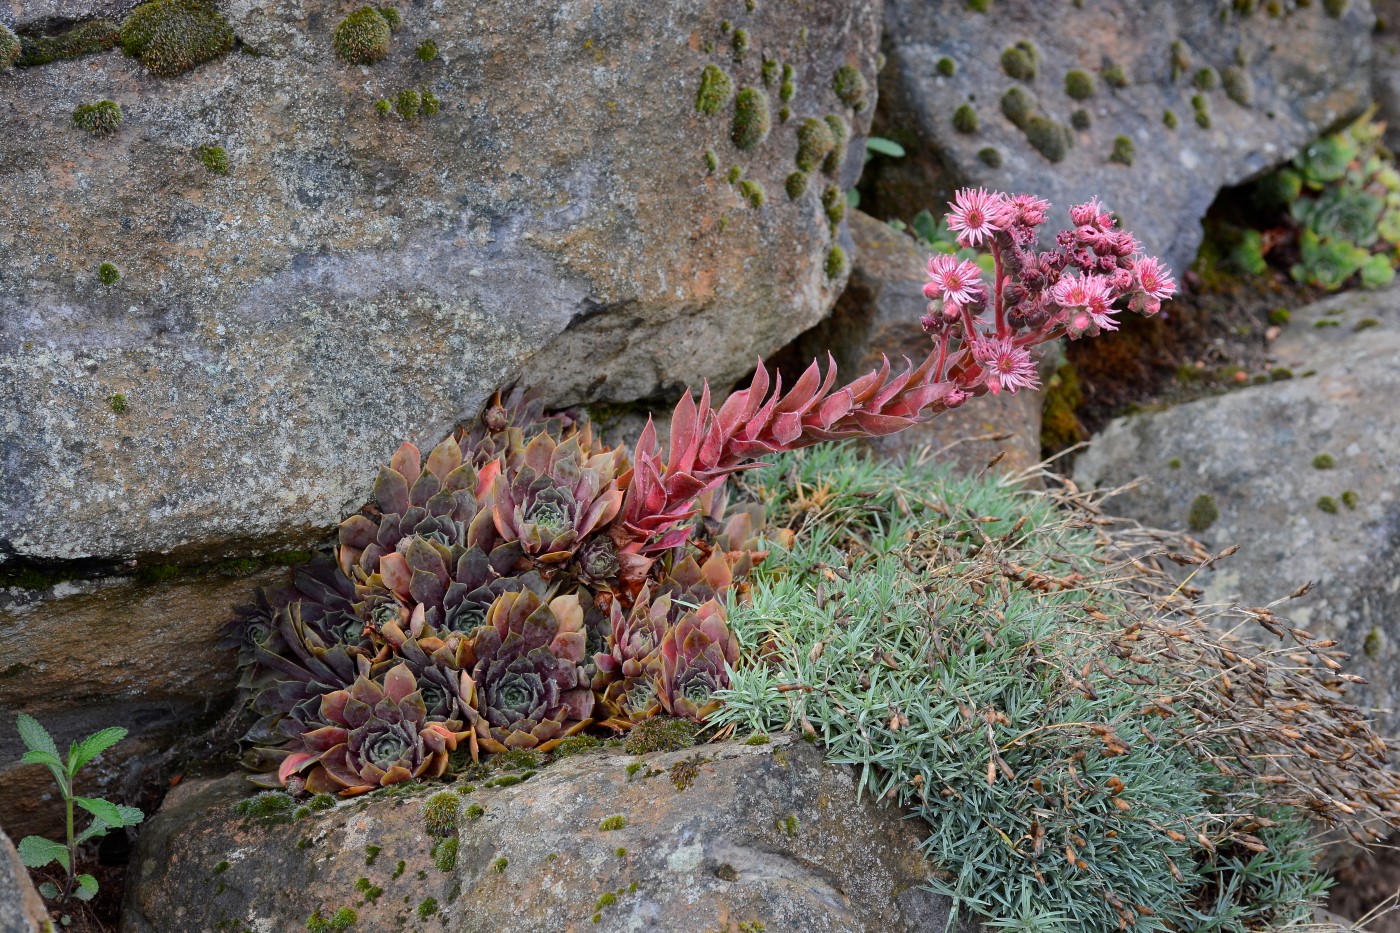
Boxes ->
[14,714,144,904]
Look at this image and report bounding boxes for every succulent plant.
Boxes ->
[462,590,594,752]
[288,664,462,795]
[1296,187,1383,247]
[491,434,623,565]
[218,583,294,688]
[456,388,585,469]
[593,586,670,725]
[658,599,738,721]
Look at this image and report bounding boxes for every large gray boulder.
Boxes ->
[0,0,879,566]
[1074,286,1400,734]
[871,0,1374,277]
[120,736,977,933]
[0,827,47,933]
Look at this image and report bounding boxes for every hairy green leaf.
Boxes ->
[15,713,58,759]
[69,726,126,772]
[74,874,99,901]
[17,835,68,871]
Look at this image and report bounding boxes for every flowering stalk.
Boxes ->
[613,189,1176,573]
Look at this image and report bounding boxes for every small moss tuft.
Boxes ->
[1341,490,1360,510]
[364,844,381,867]
[421,90,440,116]
[1070,108,1090,131]
[1364,625,1382,657]
[235,791,296,823]
[1323,0,1350,16]
[952,103,978,134]
[696,64,734,115]
[73,100,122,136]
[1192,95,1211,128]
[432,836,458,872]
[704,148,719,173]
[197,144,229,175]
[825,245,848,280]
[599,815,627,831]
[596,892,618,909]
[416,39,437,62]
[376,6,401,29]
[1193,67,1217,91]
[119,0,233,77]
[821,185,845,225]
[422,791,461,837]
[739,179,766,208]
[1064,69,1093,100]
[785,171,808,200]
[726,165,742,185]
[1221,66,1252,106]
[1163,109,1179,130]
[1354,317,1379,332]
[977,146,1002,168]
[999,86,1035,129]
[777,814,800,836]
[1311,453,1336,470]
[999,42,1037,81]
[0,23,20,69]
[731,27,749,59]
[492,856,508,873]
[375,98,391,115]
[761,55,778,87]
[108,393,129,416]
[793,116,835,172]
[1109,135,1135,166]
[625,762,645,779]
[937,56,956,76]
[616,846,627,857]
[1101,62,1127,89]
[1188,494,1219,532]
[831,64,867,108]
[98,262,122,286]
[624,716,700,754]
[416,898,438,919]
[1024,115,1070,163]
[732,86,771,150]
[553,734,603,758]
[1168,458,1182,470]
[394,88,421,120]
[821,113,849,174]
[1317,496,1338,514]
[332,7,392,65]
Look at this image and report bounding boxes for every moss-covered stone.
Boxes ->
[16,20,119,67]
[785,171,807,200]
[821,113,849,175]
[0,23,21,69]
[999,86,1034,129]
[977,146,1002,168]
[1188,494,1219,532]
[120,0,233,77]
[73,100,122,136]
[794,116,834,172]
[731,86,771,150]
[416,39,437,62]
[824,245,848,280]
[952,103,978,134]
[831,64,867,108]
[1110,135,1135,166]
[332,7,392,65]
[1024,115,1069,163]
[198,144,229,175]
[98,261,122,285]
[696,64,733,115]
[999,42,1037,81]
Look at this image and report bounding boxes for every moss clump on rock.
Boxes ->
[785,171,807,200]
[831,64,867,108]
[374,98,391,115]
[1101,62,1128,89]
[731,27,749,59]
[1064,69,1093,100]
[422,791,461,837]
[825,245,848,280]
[1070,108,1090,130]
[623,716,699,755]
[739,179,766,208]
[1192,94,1211,128]
[1024,115,1070,163]
[821,113,848,174]
[821,185,844,225]
[1221,65,1252,106]
[977,146,1002,168]
[704,148,718,173]
[0,24,20,69]
[952,103,978,134]
[97,262,122,285]
[376,6,401,31]
[1193,67,1217,91]
[695,64,733,115]
[1110,134,1135,165]
[16,20,120,67]
[937,55,955,76]
[416,39,437,62]
[731,86,771,150]
[1317,495,1338,514]
[999,42,1037,81]
[332,7,392,65]
[198,144,229,174]
[794,116,834,171]
[394,88,420,119]
[999,86,1034,129]
[1188,494,1219,532]
[1164,109,1179,130]
[1323,0,1349,17]
[73,100,122,136]
[119,0,233,77]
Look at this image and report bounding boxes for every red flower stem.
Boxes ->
[990,241,1006,336]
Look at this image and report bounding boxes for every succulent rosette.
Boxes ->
[461,590,594,752]
[285,663,462,795]
[219,583,294,688]
[593,586,670,726]
[658,599,739,722]
[492,434,624,565]
[456,387,586,468]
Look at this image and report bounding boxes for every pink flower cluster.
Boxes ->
[920,188,1177,395]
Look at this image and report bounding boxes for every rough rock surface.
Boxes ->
[871,0,1373,277]
[0,0,879,565]
[121,736,977,933]
[0,563,288,837]
[772,209,1044,475]
[1074,286,1400,733]
[0,827,47,933]
[1374,0,1400,151]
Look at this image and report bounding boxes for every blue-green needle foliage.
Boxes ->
[714,445,1325,932]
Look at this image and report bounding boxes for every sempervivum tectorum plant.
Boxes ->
[592,585,670,727]
[461,590,594,752]
[456,387,586,468]
[337,436,493,579]
[283,663,463,795]
[491,434,624,566]
[658,599,738,721]
[219,583,294,689]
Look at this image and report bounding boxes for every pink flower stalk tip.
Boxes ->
[925,254,984,304]
[973,336,1039,395]
[946,187,1011,248]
